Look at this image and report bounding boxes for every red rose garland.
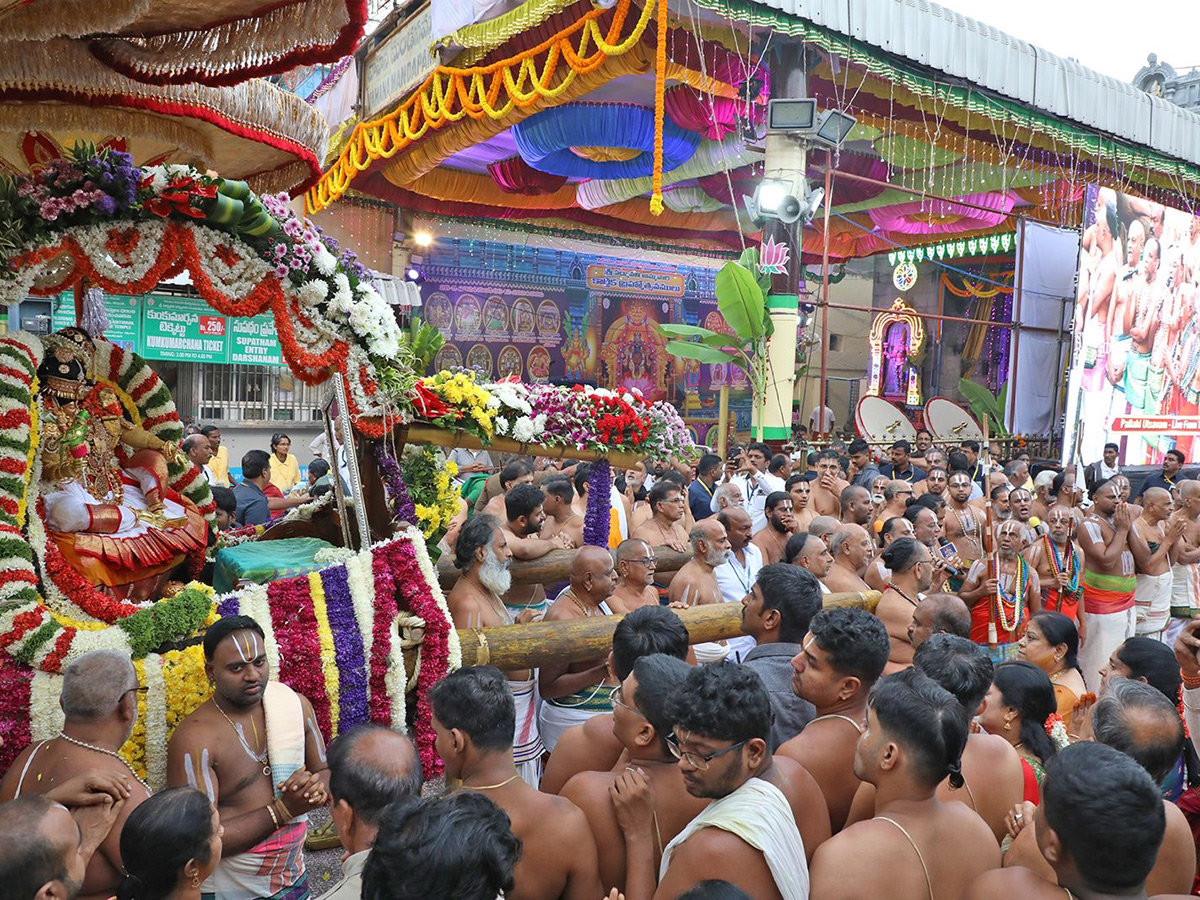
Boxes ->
[367,550,397,725]
[0,652,32,772]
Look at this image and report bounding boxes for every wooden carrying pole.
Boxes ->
[437,547,692,591]
[456,590,880,670]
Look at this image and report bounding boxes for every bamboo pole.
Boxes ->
[716,385,730,457]
[456,590,880,669]
[405,424,648,470]
[436,547,692,590]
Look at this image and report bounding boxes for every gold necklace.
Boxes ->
[570,590,598,618]
[463,773,521,791]
[58,732,152,794]
[213,699,271,777]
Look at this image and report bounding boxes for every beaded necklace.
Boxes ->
[1044,536,1081,600]
[995,555,1029,634]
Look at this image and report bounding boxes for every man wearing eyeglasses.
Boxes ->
[609,539,662,614]
[0,649,150,900]
[611,664,810,900]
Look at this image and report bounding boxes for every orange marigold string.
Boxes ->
[649,0,667,216]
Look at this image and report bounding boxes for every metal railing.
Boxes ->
[170,363,326,424]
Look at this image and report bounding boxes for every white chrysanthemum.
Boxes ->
[313,246,337,276]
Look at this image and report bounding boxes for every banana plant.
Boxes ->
[658,248,775,440]
[957,377,1009,437]
[401,316,445,373]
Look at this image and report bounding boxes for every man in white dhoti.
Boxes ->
[610,663,808,900]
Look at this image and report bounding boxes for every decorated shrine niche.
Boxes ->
[600,298,670,401]
[867,298,926,407]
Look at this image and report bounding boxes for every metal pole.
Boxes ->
[1007,219,1027,432]
[819,298,1034,329]
[716,385,730,457]
[818,165,833,436]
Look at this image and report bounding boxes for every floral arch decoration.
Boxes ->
[867,297,926,407]
[0,146,403,436]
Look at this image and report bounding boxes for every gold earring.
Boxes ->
[1004,718,1012,731]
[191,875,200,888]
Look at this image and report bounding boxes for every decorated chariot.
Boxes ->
[0,146,694,784]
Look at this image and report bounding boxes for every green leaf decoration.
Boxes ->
[657,323,723,341]
[715,261,766,342]
[956,378,1009,436]
[664,340,738,365]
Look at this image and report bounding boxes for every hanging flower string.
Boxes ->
[374,442,417,526]
[583,459,612,547]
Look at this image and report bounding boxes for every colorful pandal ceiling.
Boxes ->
[0,0,367,87]
[307,0,1101,259]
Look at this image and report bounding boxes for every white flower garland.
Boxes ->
[403,524,462,671]
[29,670,65,741]
[142,653,168,790]
[72,220,167,286]
[344,551,377,672]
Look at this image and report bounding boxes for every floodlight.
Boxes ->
[767,98,818,133]
[814,110,857,148]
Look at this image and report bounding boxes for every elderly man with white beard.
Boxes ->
[445,514,545,785]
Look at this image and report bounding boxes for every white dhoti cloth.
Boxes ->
[510,678,544,788]
[538,685,613,753]
[661,777,808,900]
[1079,607,1137,694]
[1173,563,1200,612]
[1135,571,1174,636]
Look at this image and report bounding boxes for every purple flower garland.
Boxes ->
[374,442,417,526]
[583,459,611,547]
[320,565,370,731]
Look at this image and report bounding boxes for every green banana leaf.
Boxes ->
[715,261,767,343]
[957,377,1008,436]
[665,340,739,365]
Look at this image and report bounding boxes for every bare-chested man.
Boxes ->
[964,743,1171,900]
[0,650,147,900]
[540,476,583,550]
[791,532,835,587]
[810,449,849,518]
[847,635,1025,843]
[997,680,1195,897]
[1131,486,1185,638]
[914,465,948,502]
[446,514,544,781]
[502,483,572,617]
[539,606,690,795]
[167,615,329,899]
[612,665,810,900]
[609,539,660,613]
[1126,236,1164,420]
[632,480,689,558]
[479,459,534,518]
[945,471,985,572]
[561,654,708,894]
[960,519,1042,663]
[1077,477,1146,691]
[787,474,815,534]
[752,491,793,564]
[1075,195,1120,450]
[1170,481,1200,635]
[875,537,935,672]
[667,518,730,608]
[778,607,890,832]
[811,669,999,900]
[432,667,602,900]
[839,484,874,527]
[1025,505,1086,638]
[874,480,915,533]
[823,524,873,594]
[540,545,619,752]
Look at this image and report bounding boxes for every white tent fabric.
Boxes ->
[734,0,1200,167]
[1004,220,1080,436]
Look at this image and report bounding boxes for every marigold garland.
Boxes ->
[650,0,669,216]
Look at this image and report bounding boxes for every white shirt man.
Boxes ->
[810,405,835,433]
[714,511,763,662]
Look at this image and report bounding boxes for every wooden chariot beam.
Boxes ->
[455,590,881,670]
[436,547,692,590]
[406,424,649,470]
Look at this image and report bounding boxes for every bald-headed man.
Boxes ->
[539,545,619,751]
[789,533,834,589]
[907,593,972,650]
[0,795,123,900]
[809,515,840,548]
[822,524,873,593]
[1131,486,1185,638]
[1,649,148,900]
[668,518,730,608]
[839,485,873,527]
[326,725,423,900]
[609,539,660,614]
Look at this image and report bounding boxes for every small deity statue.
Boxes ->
[37,328,208,600]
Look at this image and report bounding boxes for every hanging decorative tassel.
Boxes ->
[649,0,668,216]
[81,287,109,339]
